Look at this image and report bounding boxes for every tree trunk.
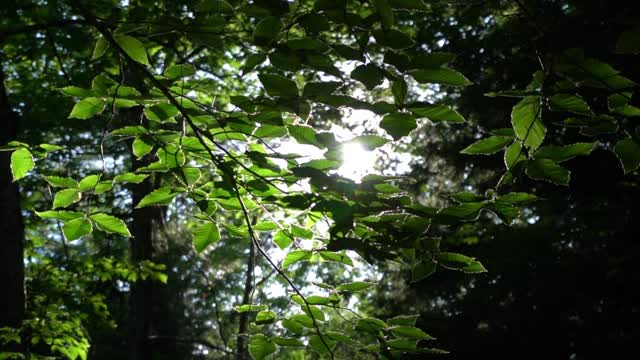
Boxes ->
[124,66,155,360]
[0,68,25,345]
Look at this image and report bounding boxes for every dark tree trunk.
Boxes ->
[124,66,156,360]
[0,68,25,344]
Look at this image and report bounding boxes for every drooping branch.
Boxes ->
[84,14,336,360]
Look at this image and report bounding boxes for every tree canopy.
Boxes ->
[1,0,639,359]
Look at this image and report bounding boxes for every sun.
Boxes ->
[338,142,377,181]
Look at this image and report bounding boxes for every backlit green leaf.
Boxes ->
[255,310,276,325]
[526,158,570,185]
[409,68,472,86]
[249,335,276,360]
[534,142,597,163]
[336,281,375,292]
[390,326,434,340]
[92,36,109,60]
[511,96,545,151]
[90,213,131,237]
[193,222,221,253]
[614,138,640,173]
[10,148,34,182]
[78,174,101,191]
[115,35,150,66]
[282,250,312,268]
[163,64,196,79]
[461,136,514,155]
[63,218,93,241]
[136,187,178,208]
[69,98,105,119]
[53,189,81,209]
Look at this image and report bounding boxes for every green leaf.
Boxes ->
[437,252,475,270]
[35,210,84,221]
[90,213,131,236]
[45,176,78,188]
[53,189,81,209]
[461,136,514,155]
[235,304,268,313]
[253,16,283,45]
[496,192,538,203]
[69,98,105,119]
[387,315,419,326]
[242,53,267,74]
[355,318,387,334]
[462,260,488,273]
[287,125,322,147]
[62,218,93,241]
[10,148,35,182]
[409,68,472,86]
[390,326,434,340]
[309,335,335,355]
[411,259,436,282]
[392,79,408,105]
[525,158,570,185]
[94,181,113,194]
[373,29,414,49]
[282,250,312,268]
[336,281,375,292]
[258,74,299,98]
[253,222,278,231]
[114,35,150,66]
[92,36,109,60]
[613,138,640,173]
[549,93,591,114]
[407,102,465,122]
[504,141,524,170]
[511,96,545,151]
[193,222,221,253]
[136,187,178,208]
[380,112,417,140]
[303,81,341,98]
[248,335,276,360]
[163,64,196,79]
[281,319,304,335]
[387,338,417,350]
[349,135,390,150]
[439,201,486,220]
[409,52,456,68]
[534,142,597,163]
[291,225,313,239]
[113,173,149,184]
[145,103,179,122]
[255,310,276,325]
[298,13,330,34]
[60,86,94,98]
[132,137,154,158]
[290,314,315,328]
[78,174,101,191]
[333,44,363,61]
[271,337,303,347]
[319,251,353,266]
[351,64,384,90]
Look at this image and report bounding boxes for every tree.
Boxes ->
[1,0,638,359]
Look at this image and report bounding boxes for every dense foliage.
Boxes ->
[1,0,638,359]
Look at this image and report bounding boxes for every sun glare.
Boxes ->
[339,142,377,181]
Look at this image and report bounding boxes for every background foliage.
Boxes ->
[1,0,639,359]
